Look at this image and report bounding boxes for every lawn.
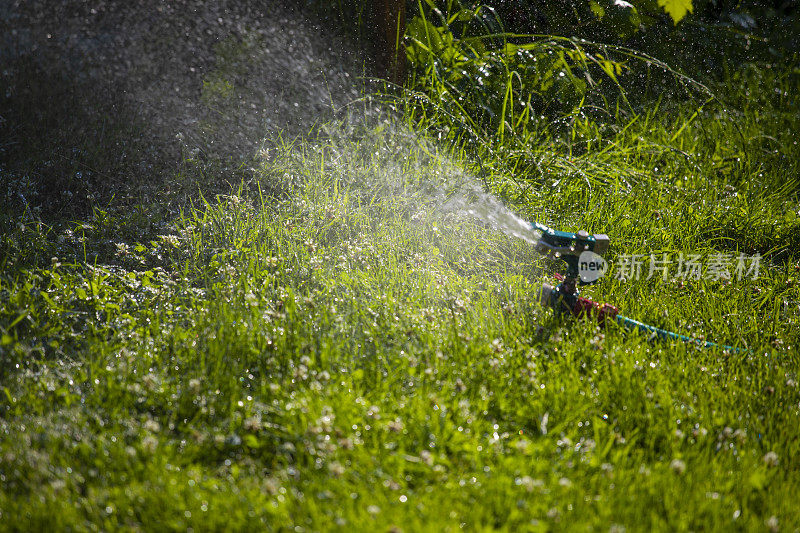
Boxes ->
[1,2,799,531]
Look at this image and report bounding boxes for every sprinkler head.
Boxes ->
[528,221,610,284]
[531,222,609,259]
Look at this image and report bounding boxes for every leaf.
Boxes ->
[658,0,693,24]
[89,279,101,298]
[41,291,57,307]
[748,469,768,491]
[243,434,262,448]
[589,0,606,19]
[7,311,29,330]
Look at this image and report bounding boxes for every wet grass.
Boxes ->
[2,20,800,533]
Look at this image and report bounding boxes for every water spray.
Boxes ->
[529,221,741,352]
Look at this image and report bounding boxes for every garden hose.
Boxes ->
[538,282,742,353]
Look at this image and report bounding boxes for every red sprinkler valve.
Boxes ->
[539,283,619,325]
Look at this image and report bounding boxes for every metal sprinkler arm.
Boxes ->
[528,221,609,283]
[530,221,609,258]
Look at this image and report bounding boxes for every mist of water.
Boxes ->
[3,0,545,253]
[440,178,543,246]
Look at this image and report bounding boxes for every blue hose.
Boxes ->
[615,315,742,353]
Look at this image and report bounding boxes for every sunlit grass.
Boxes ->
[1,13,800,530]
[2,96,800,528]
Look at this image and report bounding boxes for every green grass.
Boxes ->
[2,20,800,533]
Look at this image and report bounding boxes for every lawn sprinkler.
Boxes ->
[529,221,741,352]
[529,221,619,325]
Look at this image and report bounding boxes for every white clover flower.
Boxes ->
[420,450,434,466]
[670,459,686,474]
[387,419,404,433]
[243,417,261,432]
[328,462,345,477]
[763,451,779,467]
[141,436,158,454]
[159,234,179,247]
[142,373,159,391]
[515,475,543,492]
[766,516,779,532]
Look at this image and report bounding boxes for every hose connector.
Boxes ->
[540,283,619,325]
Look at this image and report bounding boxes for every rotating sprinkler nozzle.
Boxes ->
[529,221,609,283]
